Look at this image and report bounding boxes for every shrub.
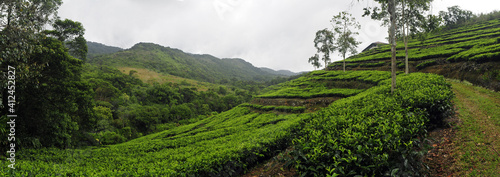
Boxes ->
[290,73,454,176]
[416,60,437,70]
[100,131,126,145]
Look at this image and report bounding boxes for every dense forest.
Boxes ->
[1,0,499,176]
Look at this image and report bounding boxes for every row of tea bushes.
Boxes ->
[290,73,454,176]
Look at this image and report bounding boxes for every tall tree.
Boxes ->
[331,11,361,72]
[1,0,62,113]
[17,37,95,148]
[1,0,95,148]
[389,0,397,93]
[401,0,432,74]
[421,14,442,33]
[0,0,63,77]
[439,6,475,27]
[362,0,398,92]
[308,54,321,70]
[47,19,88,61]
[364,0,432,74]
[313,29,336,68]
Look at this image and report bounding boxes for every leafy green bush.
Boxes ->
[99,131,127,145]
[360,61,386,67]
[290,73,454,176]
[240,103,306,113]
[342,19,500,64]
[416,59,437,70]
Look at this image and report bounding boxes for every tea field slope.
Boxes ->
[0,71,454,176]
[3,107,309,176]
[329,19,500,91]
[2,70,389,176]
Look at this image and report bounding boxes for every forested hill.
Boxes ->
[86,41,124,58]
[328,18,500,91]
[259,67,302,76]
[87,42,295,83]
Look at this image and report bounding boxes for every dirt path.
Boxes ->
[426,81,500,176]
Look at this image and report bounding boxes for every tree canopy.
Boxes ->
[313,29,336,68]
[331,11,361,72]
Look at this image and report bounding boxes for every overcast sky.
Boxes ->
[58,0,500,72]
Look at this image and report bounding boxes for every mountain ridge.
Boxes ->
[87,42,300,83]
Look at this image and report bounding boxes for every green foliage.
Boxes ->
[257,70,391,99]
[86,41,123,58]
[308,54,322,70]
[290,73,454,176]
[313,29,336,67]
[11,37,96,148]
[0,70,456,176]
[331,11,361,71]
[439,6,475,27]
[333,18,500,69]
[87,43,283,84]
[449,43,500,62]
[416,59,437,70]
[2,107,308,176]
[240,103,306,113]
[80,64,255,142]
[0,0,63,81]
[360,61,386,67]
[47,18,87,61]
[97,131,127,145]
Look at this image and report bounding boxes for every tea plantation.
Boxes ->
[328,19,500,91]
[1,71,453,176]
[331,19,500,64]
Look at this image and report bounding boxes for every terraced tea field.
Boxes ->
[330,19,500,65]
[1,70,455,176]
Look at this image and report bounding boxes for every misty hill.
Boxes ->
[86,41,124,58]
[259,67,301,76]
[329,18,500,91]
[87,42,291,83]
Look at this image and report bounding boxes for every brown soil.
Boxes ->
[423,105,460,176]
[241,148,297,177]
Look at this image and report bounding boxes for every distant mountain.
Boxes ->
[259,67,301,76]
[87,41,123,58]
[87,42,286,83]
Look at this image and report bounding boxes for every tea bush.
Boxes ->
[290,73,454,176]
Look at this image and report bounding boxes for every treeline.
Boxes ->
[403,6,500,39]
[82,65,254,145]
[0,0,266,150]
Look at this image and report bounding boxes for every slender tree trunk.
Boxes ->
[405,28,409,74]
[7,3,12,27]
[343,21,347,72]
[403,0,409,74]
[343,55,346,72]
[389,0,397,93]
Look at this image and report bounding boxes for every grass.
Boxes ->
[1,107,308,176]
[118,67,212,91]
[447,80,500,176]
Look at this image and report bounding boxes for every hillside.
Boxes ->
[2,70,454,176]
[86,41,123,58]
[87,42,292,83]
[329,19,500,91]
[259,67,301,76]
